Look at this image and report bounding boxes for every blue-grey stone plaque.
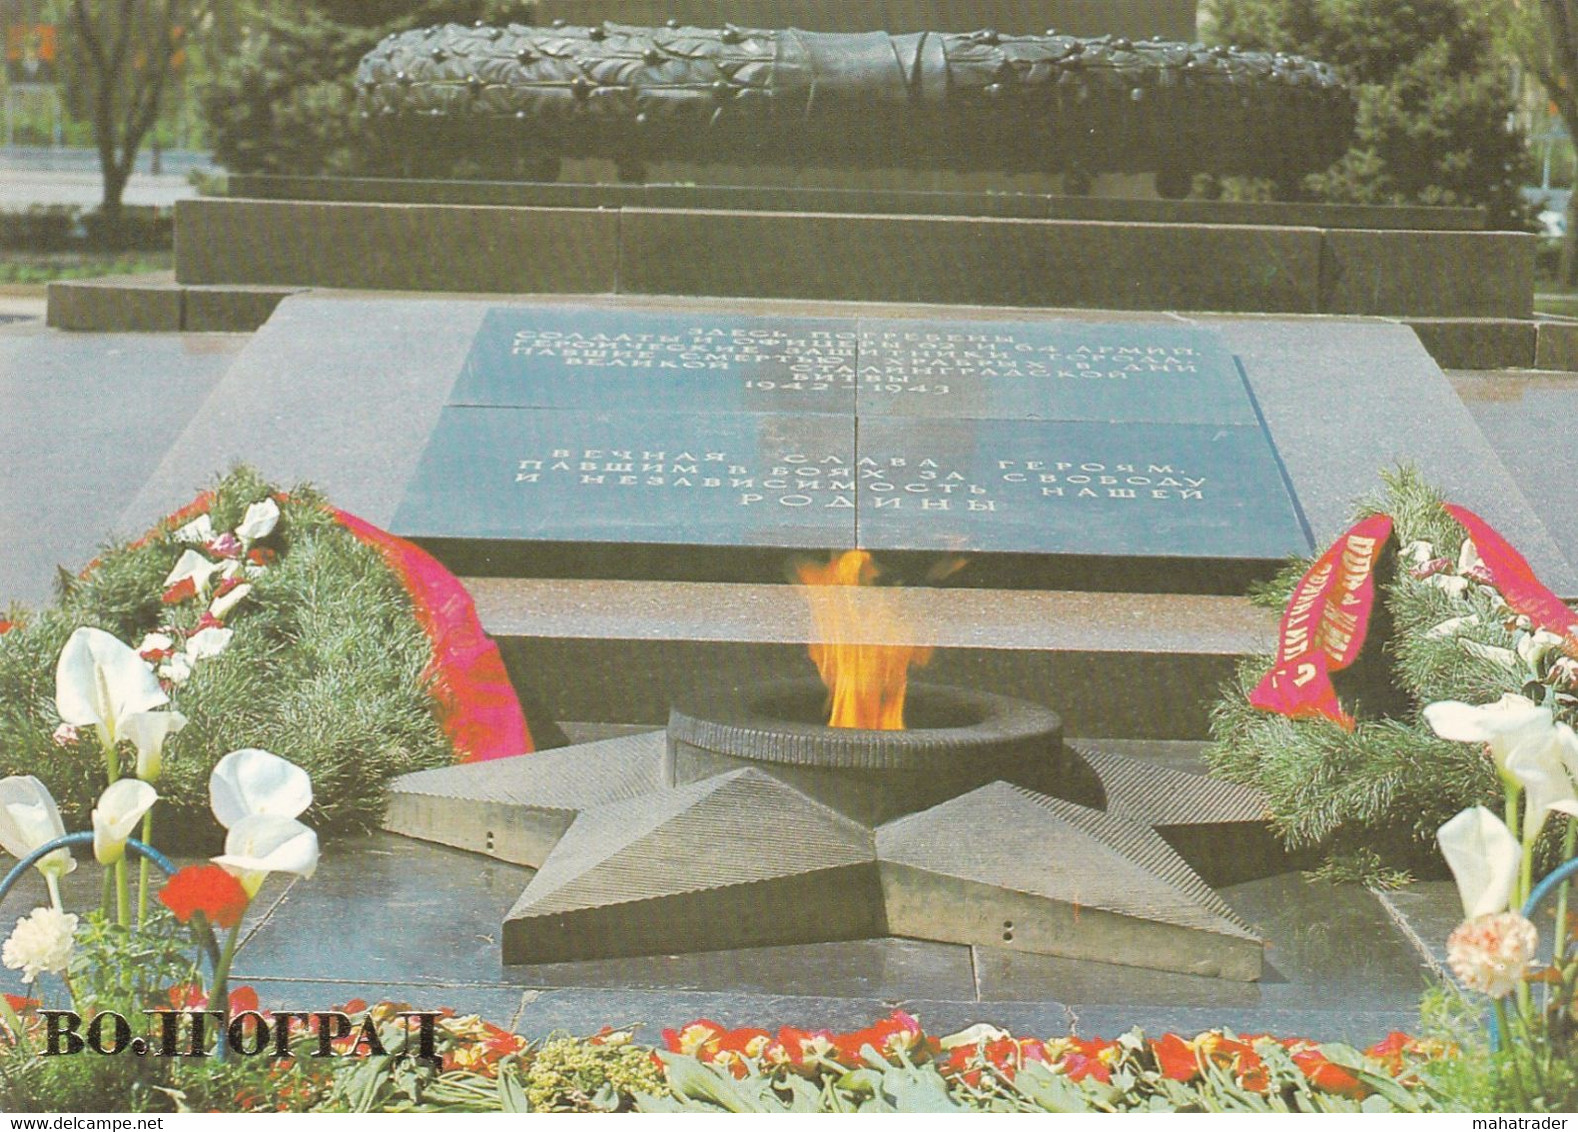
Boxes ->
[394,407,856,551]
[855,318,1257,424]
[394,306,1313,587]
[454,307,855,414]
[454,307,1251,424]
[855,417,1309,559]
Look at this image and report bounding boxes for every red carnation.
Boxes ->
[207,532,243,560]
[1153,1033,1200,1083]
[161,577,198,605]
[159,864,250,929]
[1292,1048,1369,1099]
[1365,1031,1415,1075]
[168,982,259,1015]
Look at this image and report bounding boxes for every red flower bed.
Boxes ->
[661,1011,1445,1102]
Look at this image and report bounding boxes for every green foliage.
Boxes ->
[200,0,520,178]
[1,1003,1458,1114]
[1207,466,1528,872]
[1206,0,1533,228]
[1417,983,1578,1113]
[52,0,207,221]
[0,909,201,1113]
[0,252,174,286]
[67,910,202,1019]
[1305,848,1413,889]
[0,467,450,842]
[524,1035,668,1112]
[641,1041,1439,1114]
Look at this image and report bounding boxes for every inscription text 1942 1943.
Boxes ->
[392,308,1312,577]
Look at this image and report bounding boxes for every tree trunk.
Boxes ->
[100,163,130,226]
[1565,193,1578,287]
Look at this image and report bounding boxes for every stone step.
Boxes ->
[468,576,1273,740]
[173,197,1534,319]
[227,174,1486,232]
[47,273,1578,377]
[1406,317,1578,372]
[47,272,301,333]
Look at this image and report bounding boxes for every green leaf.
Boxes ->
[879,1065,965,1112]
[497,1070,531,1113]
[777,1075,822,1113]
[1319,1043,1426,1113]
[658,1053,770,1113]
[1010,1061,1097,1113]
[633,1092,689,1112]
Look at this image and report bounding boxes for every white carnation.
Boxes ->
[2,906,78,983]
[1447,912,1538,998]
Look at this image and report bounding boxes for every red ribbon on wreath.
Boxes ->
[1253,507,1578,729]
[331,508,534,762]
[1249,514,1392,730]
[73,491,533,763]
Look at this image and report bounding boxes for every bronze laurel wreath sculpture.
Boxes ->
[358,21,1353,196]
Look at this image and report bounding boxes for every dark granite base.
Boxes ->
[173,198,1532,318]
[227,175,1484,232]
[0,832,1442,1047]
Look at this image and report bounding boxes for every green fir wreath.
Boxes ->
[0,468,450,842]
[1207,467,1576,881]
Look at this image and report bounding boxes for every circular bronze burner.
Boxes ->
[667,679,1069,824]
[670,679,1060,772]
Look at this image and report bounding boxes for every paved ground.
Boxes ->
[0,827,1458,1044]
[0,315,247,607]
[0,146,212,209]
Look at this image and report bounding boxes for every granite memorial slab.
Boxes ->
[455,307,1257,424]
[393,406,857,576]
[393,305,1314,588]
[853,317,1259,424]
[854,416,1310,560]
[454,307,856,415]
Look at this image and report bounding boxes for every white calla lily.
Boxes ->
[212,813,319,897]
[209,749,313,830]
[163,549,223,597]
[236,498,281,542]
[1504,723,1578,841]
[1425,615,1480,639]
[1460,640,1519,671]
[0,776,75,888]
[1426,574,1470,597]
[186,626,234,661]
[159,654,192,686]
[119,709,187,781]
[1516,630,1568,674]
[1457,539,1483,576]
[173,514,214,544]
[1402,540,1435,567]
[1423,694,1556,776]
[55,626,169,750]
[1438,806,1522,919]
[208,583,253,621]
[136,632,174,657]
[92,779,159,865]
[938,1023,1012,1050]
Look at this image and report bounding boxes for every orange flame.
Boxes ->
[795,550,932,730]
